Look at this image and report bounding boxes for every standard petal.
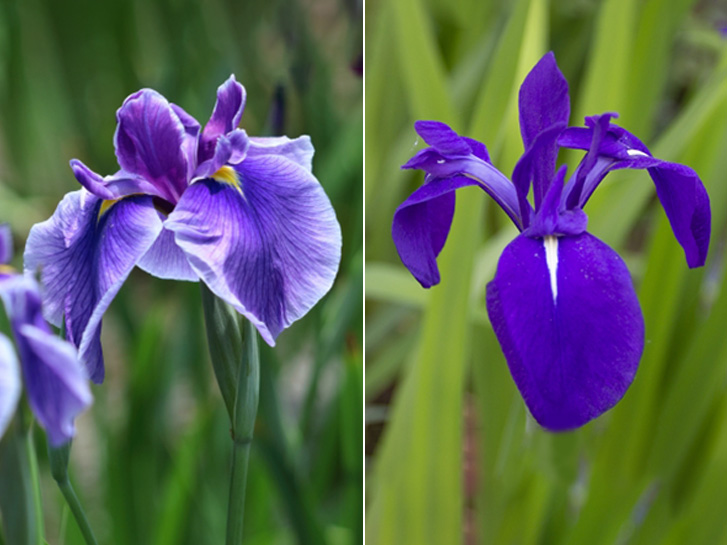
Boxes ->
[0,333,20,440]
[165,155,341,345]
[486,232,644,430]
[24,190,163,382]
[171,103,202,179]
[193,129,250,179]
[392,176,475,288]
[114,89,190,202]
[199,75,246,163]
[0,275,91,446]
[414,120,473,156]
[518,52,570,206]
[137,224,198,281]
[247,135,314,171]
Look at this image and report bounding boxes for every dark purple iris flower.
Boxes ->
[0,225,91,446]
[392,53,711,430]
[24,76,342,384]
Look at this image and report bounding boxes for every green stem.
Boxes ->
[225,318,260,545]
[48,443,98,545]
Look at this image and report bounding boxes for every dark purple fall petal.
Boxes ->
[24,190,163,382]
[0,334,20,439]
[165,155,341,345]
[199,76,246,163]
[114,89,190,203]
[0,275,91,446]
[486,233,643,430]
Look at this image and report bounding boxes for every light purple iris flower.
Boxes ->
[24,76,342,384]
[393,53,711,430]
[0,225,92,446]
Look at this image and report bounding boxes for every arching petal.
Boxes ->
[392,176,477,288]
[114,89,190,202]
[71,159,166,201]
[247,135,314,171]
[0,276,91,446]
[171,103,202,179]
[199,76,246,163]
[24,190,163,382]
[486,232,644,430]
[0,333,20,440]
[165,155,341,345]
[137,224,198,281]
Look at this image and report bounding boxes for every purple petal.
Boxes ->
[401,150,523,228]
[523,166,588,237]
[165,155,341,345]
[71,159,166,201]
[0,224,12,264]
[137,224,198,281]
[518,52,570,207]
[193,129,250,179]
[392,176,475,288]
[24,190,163,382]
[0,333,20,439]
[247,135,315,171]
[414,121,473,156]
[199,76,246,163]
[171,103,202,180]
[559,121,711,267]
[486,232,644,430]
[0,276,91,446]
[114,89,190,203]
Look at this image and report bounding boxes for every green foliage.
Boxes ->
[0,0,362,543]
[365,0,727,543]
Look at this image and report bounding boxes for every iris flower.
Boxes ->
[25,76,342,384]
[0,225,91,446]
[393,53,710,430]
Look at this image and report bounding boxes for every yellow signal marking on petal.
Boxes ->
[0,265,15,275]
[212,166,244,195]
[98,199,120,219]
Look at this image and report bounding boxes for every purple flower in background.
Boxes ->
[393,53,710,430]
[0,225,91,446]
[25,76,342,384]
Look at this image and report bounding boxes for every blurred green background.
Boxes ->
[0,0,362,544]
[365,0,727,544]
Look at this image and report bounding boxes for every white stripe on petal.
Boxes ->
[544,236,559,302]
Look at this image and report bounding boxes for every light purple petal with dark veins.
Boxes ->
[114,89,190,203]
[71,159,165,200]
[137,223,198,281]
[0,333,20,439]
[247,135,314,171]
[518,52,570,207]
[392,176,478,288]
[165,155,341,345]
[0,275,91,446]
[486,232,643,430]
[0,224,12,264]
[194,129,250,179]
[24,190,163,382]
[199,76,246,163]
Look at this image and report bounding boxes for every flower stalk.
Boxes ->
[48,442,98,545]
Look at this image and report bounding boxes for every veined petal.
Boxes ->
[199,75,246,163]
[518,52,570,207]
[165,155,341,345]
[137,224,198,281]
[114,89,190,202]
[24,190,163,382]
[392,176,478,288]
[0,275,91,446]
[486,232,643,430]
[171,103,202,179]
[247,135,315,171]
[0,333,20,440]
